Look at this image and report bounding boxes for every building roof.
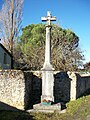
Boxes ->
[0,43,12,58]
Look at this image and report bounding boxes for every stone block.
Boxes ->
[33,103,61,112]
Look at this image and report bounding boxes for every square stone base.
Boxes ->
[33,103,61,113]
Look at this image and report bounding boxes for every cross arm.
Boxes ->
[41,16,56,22]
[50,16,56,21]
[41,17,48,22]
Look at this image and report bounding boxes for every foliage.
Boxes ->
[51,25,84,71]
[84,62,90,71]
[0,0,24,56]
[15,23,84,70]
[15,24,45,70]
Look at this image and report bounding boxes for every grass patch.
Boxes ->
[0,94,90,120]
[66,95,90,120]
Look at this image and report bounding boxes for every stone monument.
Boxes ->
[41,11,56,103]
[33,11,61,112]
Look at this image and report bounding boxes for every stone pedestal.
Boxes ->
[41,70,54,102]
[33,103,61,113]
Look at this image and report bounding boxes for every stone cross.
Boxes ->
[41,11,56,103]
[41,11,56,70]
[41,11,56,26]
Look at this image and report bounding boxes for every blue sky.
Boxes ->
[0,0,90,63]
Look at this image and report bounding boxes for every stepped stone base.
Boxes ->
[31,103,61,113]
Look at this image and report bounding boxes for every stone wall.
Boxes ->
[54,71,71,103]
[67,72,90,100]
[0,70,90,110]
[76,73,90,98]
[0,70,33,110]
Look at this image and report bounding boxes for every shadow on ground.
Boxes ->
[0,101,35,120]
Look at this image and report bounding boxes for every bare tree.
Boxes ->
[0,0,24,56]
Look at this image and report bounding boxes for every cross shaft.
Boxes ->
[41,11,56,70]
